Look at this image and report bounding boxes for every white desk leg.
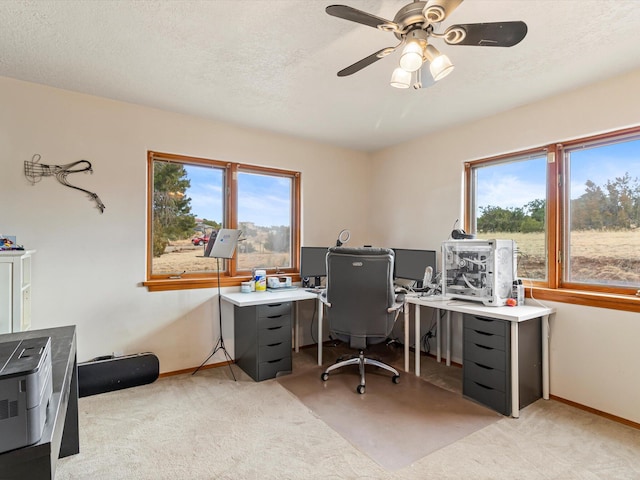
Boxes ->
[294,301,300,353]
[436,310,441,363]
[415,305,421,377]
[317,298,323,366]
[404,302,410,373]
[542,314,550,400]
[446,311,451,367]
[511,322,520,418]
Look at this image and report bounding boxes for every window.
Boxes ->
[466,126,640,312]
[237,169,294,271]
[145,152,300,291]
[561,133,640,289]
[468,149,548,281]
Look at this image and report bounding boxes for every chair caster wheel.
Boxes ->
[392,375,400,384]
[321,372,329,381]
[357,385,365,394]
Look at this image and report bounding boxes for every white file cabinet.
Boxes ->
[0,250,35,333]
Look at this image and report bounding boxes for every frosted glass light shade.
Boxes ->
[399,41,424,72]
[429,53,454,81]
[390,67,411,88]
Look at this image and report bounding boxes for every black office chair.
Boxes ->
[320,247,404,394]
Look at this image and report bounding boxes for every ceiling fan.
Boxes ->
[326,0,527,89]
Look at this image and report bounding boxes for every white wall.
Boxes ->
[0,76,370,373]
[370,69,640,424]
[2,69,639,424]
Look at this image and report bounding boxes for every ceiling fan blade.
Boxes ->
[443,21,528,47]
[326,5,397,30]
[337,48,392,77]
[422,0,464,23]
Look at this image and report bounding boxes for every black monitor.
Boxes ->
[393,248,437,287]
[300,247,328,288]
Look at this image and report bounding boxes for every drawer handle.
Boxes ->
[474,330,494,337]
[267,326,283,331]
[267,342,282,347]
[474,343,494,350]
[474,317,495,323]
[267,303,283,307]
[473,381,493,391]
[267,358,283,364]
[267,315,283,319]
[474,362,494,371]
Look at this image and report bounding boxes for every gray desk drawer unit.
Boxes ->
[234,302,292,381]
[463,314,542,415]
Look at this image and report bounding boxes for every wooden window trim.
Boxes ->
[465,126,640,313]
[144,151,301,291]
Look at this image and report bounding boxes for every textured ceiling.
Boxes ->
[2,0,640,152]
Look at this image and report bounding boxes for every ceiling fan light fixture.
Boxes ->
[424,44,454,81]
[325,2,527,89]
[390,67,411,89]
[399,41,424,72]
[430,53,454,81]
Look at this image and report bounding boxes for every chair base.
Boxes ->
[320,350,400,394]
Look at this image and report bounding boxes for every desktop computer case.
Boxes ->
[442,239,516,306]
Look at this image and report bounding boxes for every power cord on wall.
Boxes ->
[419,309,439,355]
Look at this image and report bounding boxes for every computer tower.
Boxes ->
[442,239,516,306]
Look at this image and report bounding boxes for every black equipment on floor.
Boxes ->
[78,352,159,398]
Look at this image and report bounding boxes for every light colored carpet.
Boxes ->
[277,364,501,470]
[54,351,640,480]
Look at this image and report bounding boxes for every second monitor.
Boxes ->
[300,246,328,288]
[393,248,437,288]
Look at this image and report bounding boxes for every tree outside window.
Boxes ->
[146,152,300,290]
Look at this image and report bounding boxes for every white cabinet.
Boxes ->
[0,250,35,333]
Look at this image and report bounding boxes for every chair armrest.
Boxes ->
[387,293,405,313]
[319,291,331,308]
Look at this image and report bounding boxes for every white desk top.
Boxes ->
[405,295,554,322]
[221,288,318,307]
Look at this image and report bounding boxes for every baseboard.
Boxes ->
[550,395,640,430]
[159,359,233,378]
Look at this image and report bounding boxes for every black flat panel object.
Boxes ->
[78,352,159,397]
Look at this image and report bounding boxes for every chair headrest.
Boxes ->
[328,246,393,256]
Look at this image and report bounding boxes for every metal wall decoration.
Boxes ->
[24,154,106,213]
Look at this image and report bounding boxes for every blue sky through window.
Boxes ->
[184,165,291,227]
[238,172,291,228]
[477,139,640,210]
[477,157,546,210]
[568,139,640,199]
[184,165,223,222]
